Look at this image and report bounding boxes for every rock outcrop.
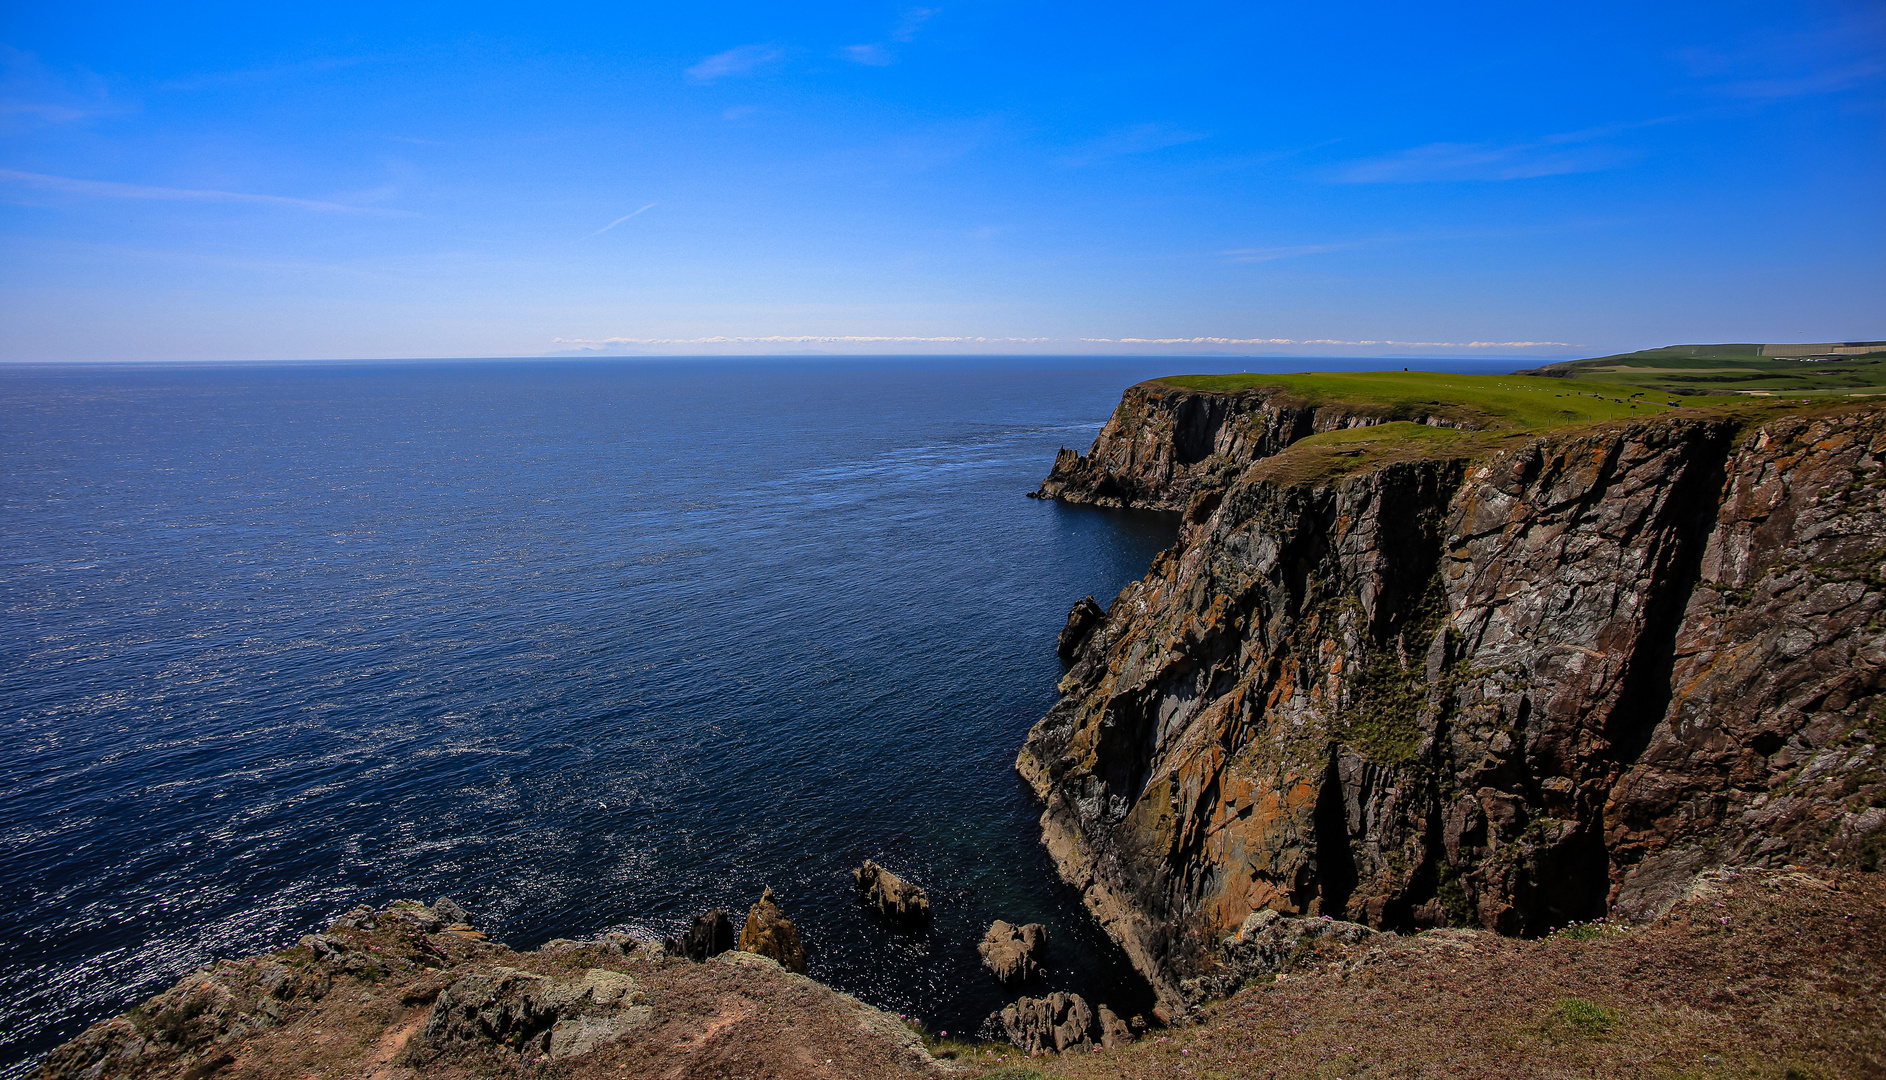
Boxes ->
[1178,909,1378,1006]
[666,909,735,962]
[738,887,808,974]
[996,991,1097,1054]
[1058,596,1106,662]
[423,965,650,1057]
[1031,379,1481,511]
[35,898,944,1079]
[853,860,931,929]
[977,920,1048,984]
[1020,397,1886,1019]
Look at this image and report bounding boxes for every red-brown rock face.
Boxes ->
[1021,401,1886,1019]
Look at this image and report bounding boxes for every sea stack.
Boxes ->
[738,887,807,974]
[853,860,931,930]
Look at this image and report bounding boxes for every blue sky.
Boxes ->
[0,1,1880,361]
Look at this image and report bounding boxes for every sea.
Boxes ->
[0,354,1512,1074]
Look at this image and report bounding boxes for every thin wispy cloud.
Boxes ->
[555,334,1568,349]
[842,44,896,67]
[1338,140,1627,183]
[555,335,1054,346]
[1060,124,1209,166]
[1220,242,1358,263]
[591,204,657,235]
[1333,116,1689,183]
[842,7,942,67]
[686,45,783,82]
[1677,6,1885,100]
[1080,337,1572,347]
[1713,58,1885,100]
[158,56,374,92]
[0,168,412,215]
[1,45,115,133]
[891,8,941,42]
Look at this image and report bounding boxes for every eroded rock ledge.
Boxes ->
[1021,399,1886,1019]
[1031,380,1478,511]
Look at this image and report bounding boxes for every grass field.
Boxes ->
[1517,343,1886,399]
[1155,370,1674,428]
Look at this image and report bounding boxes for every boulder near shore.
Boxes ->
[977,919,1048,984]
[854,860,932,930]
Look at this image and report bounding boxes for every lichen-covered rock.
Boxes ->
[1179,910,1378,1006]
[977,920,1048,984]
[665,908,735,961]
[996,991,1096,1054]
[1058,596,1107,662]
[432,896,473,927]
[854,860,931,929]
[1018,400,1886,1020]
[738,887,808,974]
[423,967,558,1052]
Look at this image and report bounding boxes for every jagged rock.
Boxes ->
[300,932,390,980]
[423,967,558,1052]
[1179,911,1380,1006]
[854,860,931,929]
[996,991,1096,1054]
[1019,398,1886,1020]
[423,966,650,1057]
[1057,597,1105,661]
[1096,1004,1132,1048]
[433,896,472,927]
[664,909,734,962]
[977,920,1047,984]
[328,904,381,930]
[738,887,808,974]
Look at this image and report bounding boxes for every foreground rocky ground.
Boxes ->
[35,898,939,1080]
[37,867,1882,1079]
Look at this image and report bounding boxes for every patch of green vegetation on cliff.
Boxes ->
[1245,423,1527,485]
[1331,580,1450,768]
[1155,370,1672,428]
[1337,646,1428,765]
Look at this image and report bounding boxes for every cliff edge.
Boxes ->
[1022,391,1886,1019]
[33,899,944,1080]
[1032,371,1671,510]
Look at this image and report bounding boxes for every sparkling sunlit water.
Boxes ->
[0,356,1187,1073]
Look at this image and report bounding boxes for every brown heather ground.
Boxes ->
[944,868,1886,1080]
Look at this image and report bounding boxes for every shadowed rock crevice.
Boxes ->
[1312,753,1359,916]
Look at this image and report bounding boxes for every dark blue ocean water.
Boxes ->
[0,356,1197,1074]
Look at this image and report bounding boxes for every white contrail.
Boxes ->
[592,203,657,235]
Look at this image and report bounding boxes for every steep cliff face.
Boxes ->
[1019,401,1886,1018]
[1032,381,1476,511]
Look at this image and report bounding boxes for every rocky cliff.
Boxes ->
[1031,379,1480,510]
[1021,395,1886,1018]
